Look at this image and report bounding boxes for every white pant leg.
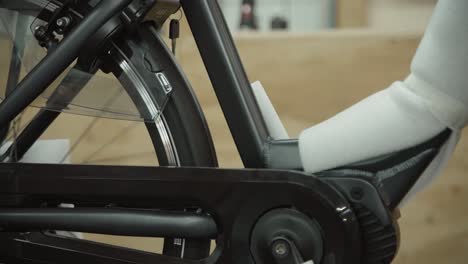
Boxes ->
[408,0,468,130]
[299,0,468,175]
[298,82,446,173]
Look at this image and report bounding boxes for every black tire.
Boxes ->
[108,23,218,259]
[111,23,218,168]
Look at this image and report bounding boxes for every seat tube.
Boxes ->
[181,0,271,168]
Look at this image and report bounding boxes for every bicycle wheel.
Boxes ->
[0,4,218,260]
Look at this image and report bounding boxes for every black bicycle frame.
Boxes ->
[0,162,372,264]
[182,0,270,168]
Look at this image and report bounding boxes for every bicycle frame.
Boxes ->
[182,0,270,168]
[0,163,371,264]
[0,0,411,263]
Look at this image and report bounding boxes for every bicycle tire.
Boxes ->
[99,23,219,259]
[111,23,218,168]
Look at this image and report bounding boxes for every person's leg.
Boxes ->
[299,0,467,176]
[406,0,468,130]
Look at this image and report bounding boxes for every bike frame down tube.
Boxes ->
[181,0,271,169]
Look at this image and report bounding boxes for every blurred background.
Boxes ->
[1,0,466,263]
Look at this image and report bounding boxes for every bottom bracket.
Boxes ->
[250,208,324,264]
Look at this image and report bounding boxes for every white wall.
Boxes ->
[219,0,335,32]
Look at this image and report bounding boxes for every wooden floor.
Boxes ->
[0,28,467,263]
